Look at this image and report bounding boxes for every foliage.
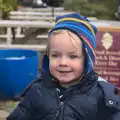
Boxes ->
[104,0,117,19]
[64,0,117,20]
[0,0,17,19]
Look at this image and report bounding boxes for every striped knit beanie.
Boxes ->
[42,13,97,75]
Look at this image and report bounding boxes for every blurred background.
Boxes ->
[0,0,119,20]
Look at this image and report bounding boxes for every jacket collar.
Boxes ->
[74,71,98,93]
[41,70,98,93]
[41,71,57,89]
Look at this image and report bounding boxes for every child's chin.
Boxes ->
[58,78,74,84]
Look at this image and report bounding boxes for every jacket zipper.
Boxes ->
[54,90,80,120]
[55,101,64,120]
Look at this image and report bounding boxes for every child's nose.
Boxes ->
[59,57,68,66]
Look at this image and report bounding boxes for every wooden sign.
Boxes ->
[95,30,120,87]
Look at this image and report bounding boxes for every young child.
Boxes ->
[7,13,120,120]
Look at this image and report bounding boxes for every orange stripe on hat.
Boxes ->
[81,36,96,57]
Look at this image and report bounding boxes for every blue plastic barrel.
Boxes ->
[0,49,39,99]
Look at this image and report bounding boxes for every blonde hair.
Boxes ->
[46,29,83,55]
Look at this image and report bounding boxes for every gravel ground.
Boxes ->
[0,100,19,119]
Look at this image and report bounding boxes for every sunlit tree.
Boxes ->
[0,0,17,19]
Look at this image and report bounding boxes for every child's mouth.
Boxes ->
[59,71,72,73]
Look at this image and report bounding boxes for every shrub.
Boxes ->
[0,0,17,19]
[64,0,117,20]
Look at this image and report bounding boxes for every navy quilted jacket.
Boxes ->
[7,71,120,120]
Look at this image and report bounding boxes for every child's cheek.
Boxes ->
[50,66,56,73]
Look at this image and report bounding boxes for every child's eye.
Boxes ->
[69,55,78,59]
[51,54,59,58]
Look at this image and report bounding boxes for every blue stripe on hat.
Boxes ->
[49,23,96,48]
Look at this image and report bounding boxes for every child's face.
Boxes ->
[49,30,85,86]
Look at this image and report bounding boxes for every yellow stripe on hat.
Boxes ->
[56,18,95,36]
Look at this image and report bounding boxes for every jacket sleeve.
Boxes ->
[97,80,120,120]
[7,85,36,120]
